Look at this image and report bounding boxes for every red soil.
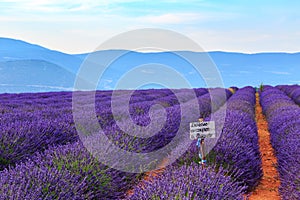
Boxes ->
[248,93,281,200]
[126,158,168,197]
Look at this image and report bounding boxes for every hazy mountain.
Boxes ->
[76,50,300,88]
[0,37,299,93]
[208,51,300,86]
[0,60,77,93]
[0,38,82,74]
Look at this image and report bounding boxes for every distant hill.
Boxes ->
[0,38,82,74]
[208,51,300,86]
[75,50,300,88]
[0,37,299,93]
[0,60,77,93]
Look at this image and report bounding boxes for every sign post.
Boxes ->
[190,118,215,168]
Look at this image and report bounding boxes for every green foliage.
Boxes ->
[259,83,264,92]
[0,156,10,166]
[52,152,112,193]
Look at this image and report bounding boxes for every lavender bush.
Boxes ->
[0,92,78,170]
[260,86,300,199]
[0,159,92,199]
[128,164,245,200]
[276,84,300,105]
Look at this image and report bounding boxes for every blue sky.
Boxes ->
[0,0,300,53]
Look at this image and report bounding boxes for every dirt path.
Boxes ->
[126,158,168,197]
[248,93,281,200]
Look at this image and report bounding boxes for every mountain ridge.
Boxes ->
[0,37,299,93]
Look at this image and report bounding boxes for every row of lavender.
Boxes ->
[0,88,233,199]
[207,86,262,190]
[176,86,262,190]
[129,86,263,199]
[0,88,208,170]
[260,86,300,200]
[276,84,300,105]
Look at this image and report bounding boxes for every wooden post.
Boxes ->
[198,118,206,168]
[200,138,205,168]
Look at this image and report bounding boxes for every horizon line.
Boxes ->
[1,37,300,55]
[72,49,300,55]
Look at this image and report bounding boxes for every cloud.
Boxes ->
[1,0,300,54]
[0,0,145,13]
[138,13,210,24]
[103,79,113,83]
[100,78,114,90]
[141,69,155,74]
[266,71,291,75]
[239,70,251,74]
[0,83,73,90]
[290,80,300,84]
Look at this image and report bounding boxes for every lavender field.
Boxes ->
[0,85,299,199]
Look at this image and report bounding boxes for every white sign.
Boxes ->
[190,121,216,140]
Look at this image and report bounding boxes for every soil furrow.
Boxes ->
[248,93,281,200]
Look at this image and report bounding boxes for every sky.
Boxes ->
[0,0,300,54]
